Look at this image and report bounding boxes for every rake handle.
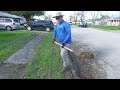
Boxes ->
[54,41,73,52]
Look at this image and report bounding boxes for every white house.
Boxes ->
[107,18,120,26]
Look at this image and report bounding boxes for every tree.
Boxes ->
[73,11,79,24]
[44,15,48,20]
[90,11,100,24]
[4,11,45,21]
[100,14,110,19]
[78,11,87,24]
[99,12,110,18]
[73,11,87,24]
[69,15,72,22]
[116,11,120,18]
[48,14,52,21]
[44,14,52,21]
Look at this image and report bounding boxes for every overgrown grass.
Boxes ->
[0,31,37,63]
[90,25,120,30]
[22,32,64,79]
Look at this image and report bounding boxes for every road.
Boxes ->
[70,26,120,79]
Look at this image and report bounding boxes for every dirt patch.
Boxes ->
[79,52,94,61]
[62,41,107,79]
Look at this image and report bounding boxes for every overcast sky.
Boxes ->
[45,11,119,19]
[34,11,120,20]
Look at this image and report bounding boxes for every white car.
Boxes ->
[0,18,20,31]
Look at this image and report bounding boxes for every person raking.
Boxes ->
[52,12,72,71]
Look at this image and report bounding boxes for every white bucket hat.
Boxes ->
[53,12,64,18]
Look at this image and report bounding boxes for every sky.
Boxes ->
[34,11,120,20]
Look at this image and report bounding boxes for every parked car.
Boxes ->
[0,18,21,31]
[25,19,54,31]
[49,21,54,27]
[69,22,72,25]
[78,21,88,27]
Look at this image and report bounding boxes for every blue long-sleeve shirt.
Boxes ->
[53,20,72,44]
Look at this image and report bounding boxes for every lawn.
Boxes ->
[0,30,37,64]
[90,25,120,30]
[22,32,64,79]
[72,23,79,26]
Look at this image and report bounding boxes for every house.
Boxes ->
[106,17,120,26]
[0,11,26,25]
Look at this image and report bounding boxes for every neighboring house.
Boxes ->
[94,17,111,26]
[95,17,120,26]
[106,17,120,26]
[0,11,26,25]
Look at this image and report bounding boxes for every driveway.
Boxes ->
[70,26,120,79]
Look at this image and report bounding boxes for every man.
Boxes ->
[52,12,72,71]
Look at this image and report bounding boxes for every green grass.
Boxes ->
[73,23,79,26]
[90,25,120,30]
[19,25,26,30]
[0,31,37,63]
[22,32,64,79]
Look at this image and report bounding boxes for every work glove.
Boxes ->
[61,43,65,48]
[52,39,55,44]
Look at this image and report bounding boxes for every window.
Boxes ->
[36,20,42,23]
[13,19,18,23]
[37,20,45,24]
[35,20,49,25]
[0,19,4,22]
[5,19,12,22]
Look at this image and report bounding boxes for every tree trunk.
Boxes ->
[75,16,77,25]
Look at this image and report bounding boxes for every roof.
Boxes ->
[108,17,120,20]
[0,11,25,19]
[0,18,17,19]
